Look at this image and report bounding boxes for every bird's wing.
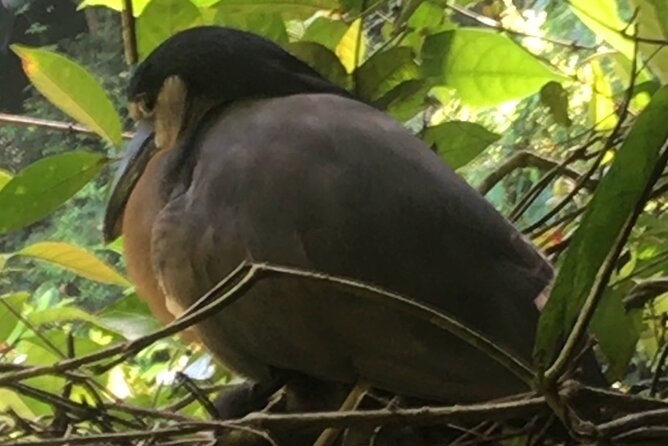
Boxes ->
[151,93,552,401]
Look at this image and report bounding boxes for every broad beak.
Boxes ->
[103,120,157,243]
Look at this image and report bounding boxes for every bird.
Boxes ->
[104,25,557,423]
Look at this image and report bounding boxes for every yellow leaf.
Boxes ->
[11,45,122,146]
[335,19,365,73]
[0,389,35,419]
[18,242,130,287]
[569,0,634,59]
[589,59,617,131]
[0,170,11,191]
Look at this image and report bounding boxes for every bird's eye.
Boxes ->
[137,95,154,116]
[129,94,155,121]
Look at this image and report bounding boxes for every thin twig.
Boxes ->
[650,342,668,397]
[121,0,138,66]
[477,150,596,196]
[0,112,133,139]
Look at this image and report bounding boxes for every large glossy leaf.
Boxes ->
[0,152,107,234]
[424,121,500,170]
[137,0,201,59]
[0,292,30,341]
[356,47,419,102]
[336,18,365,74]
[287,42,349,89]
[534,85,668,368]
[422,29,568,106]
[78,0,151,15]
[18,242,131,287]
[11,45,122,146]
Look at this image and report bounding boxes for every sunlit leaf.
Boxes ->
[569,0,634,59]
[0,170,11,191]
[214,0,338,19]
[357,47,419,102]
[422,29,568,106]
[0,389,35,419]
[137,0,201,59]
[589,59,617,131]
[0,292,30,341]
[11,45,122,146]
[630,0,668,83]
[424,121,500,169]
[0,152,107,234]
[288,42,349,88]
[303,16,347,49]
[18,242,130,287]
[78,0,151,15]
[214,10,288,44]
[534,84,668,368]
[336,18,365,73]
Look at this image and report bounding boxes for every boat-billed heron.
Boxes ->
[104,26,556,416]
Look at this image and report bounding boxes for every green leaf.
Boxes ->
[214,10,288,44]
[137,0,201,59]
[0,389,36,419]
[18,242,131,287]
[375,79,431,121]
[98,294,162,340]
[589,59,617,131]
[402,2,452,51]
[357,47,419,102]
[422,29,568,106]
[78,0,151,15]
[540,81,571,127]
[11,45,122,146]
[424,121,500,169]
[287,42,349,89]
[630,0,668,83]
[534,84,668,368]
[0,169,11,191]
[591,287,641,380]
[0,151,107,234]
[214,0,338,19]
[26,306,102,327]
[0,292,30,341]
[569,0,633,59]
[646,0,668,37]
[303,17,347,50]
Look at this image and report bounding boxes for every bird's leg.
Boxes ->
[213,378,283,420]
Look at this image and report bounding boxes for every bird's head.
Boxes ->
[104,26,349,242]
